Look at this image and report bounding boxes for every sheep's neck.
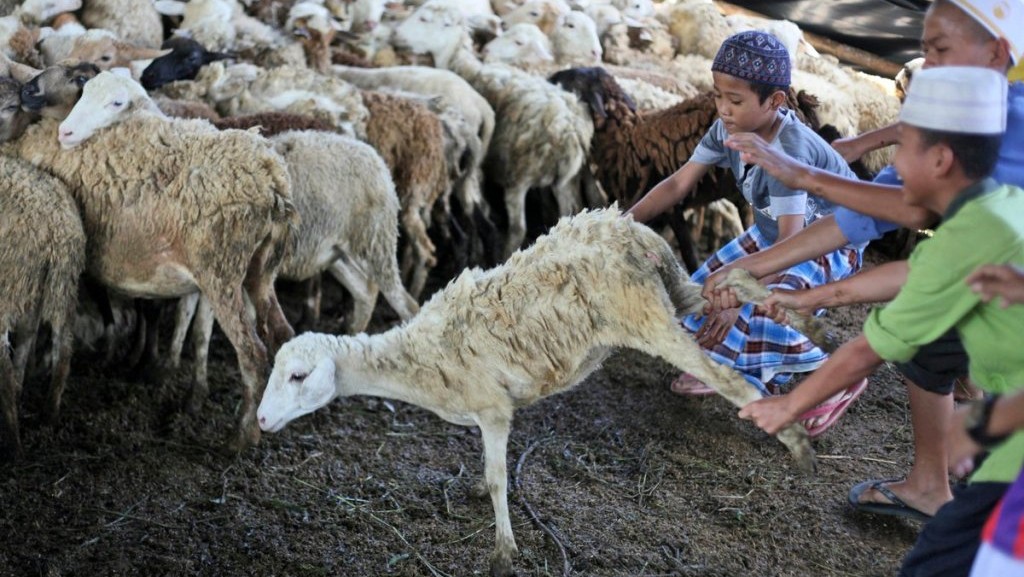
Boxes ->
[329,333,453,417]
[441,39,483,80]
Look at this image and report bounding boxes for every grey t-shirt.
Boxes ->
[690,108,855,244]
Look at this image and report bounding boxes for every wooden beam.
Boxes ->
[714,1,904,79]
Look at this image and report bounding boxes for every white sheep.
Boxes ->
[158,61,371,139]
[329,64,498,263]
[11,71,297,451]
[80,0,164,48]
[501,0,571,35]
[396,1,596,257]
[0,78,86,457]
[170,128,421,407]
[37,28,170,74]
[257,207,814,577]
[482,22,554,64]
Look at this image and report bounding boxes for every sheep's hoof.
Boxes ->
[469,479,488,500]
[224,425,261,455]
[183,383,208,415]
[489,550,515,577]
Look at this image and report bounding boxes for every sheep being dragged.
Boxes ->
[9,71,297,451]
[257,207,815,577]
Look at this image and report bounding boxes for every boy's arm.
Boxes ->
[626,161,711,223]
[724,133,939,230]
[756,261,908,321]
[702,215,849,301]
[831,124,899,163]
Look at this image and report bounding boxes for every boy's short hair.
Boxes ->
[917,130,1003,179]
[712,30,791,101]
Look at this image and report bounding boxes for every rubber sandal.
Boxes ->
[670,372,717,396]
[848,478,932,522]
[798,378,868,437]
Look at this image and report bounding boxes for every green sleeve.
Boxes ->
[863,208,1013,361]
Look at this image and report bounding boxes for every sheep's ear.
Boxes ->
[298,357,336,410]
[8,60,42,84]
[117,42,173,61]
[153,0,185,16]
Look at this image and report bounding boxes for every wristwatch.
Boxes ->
[965,395,1011,449]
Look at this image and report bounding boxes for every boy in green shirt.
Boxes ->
[737,66,1024,577]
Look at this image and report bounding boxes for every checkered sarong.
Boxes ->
[681,225,863,394]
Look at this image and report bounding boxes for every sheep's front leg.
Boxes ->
[477,412,518,577]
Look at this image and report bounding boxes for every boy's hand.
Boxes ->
[702,266,742,311]
[696,307,742,348]
[738,395,799,435]
[966,263,1024,308]
[724,133,808,190]
[760,289,813,324]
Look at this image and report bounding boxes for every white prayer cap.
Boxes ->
[948,0,1024,63]
[899,66,1007,134]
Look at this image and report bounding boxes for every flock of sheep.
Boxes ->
[0,1,903,573]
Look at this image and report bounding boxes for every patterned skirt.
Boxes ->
[681,225,863,394]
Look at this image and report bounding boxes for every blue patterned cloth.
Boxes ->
[682,225,863,394]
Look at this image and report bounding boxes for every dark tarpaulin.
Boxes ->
[724,0,932,65]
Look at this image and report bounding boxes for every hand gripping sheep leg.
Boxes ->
[257,208,814,577]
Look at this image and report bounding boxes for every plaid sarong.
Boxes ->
[681,225,863,394]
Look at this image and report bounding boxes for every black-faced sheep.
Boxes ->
[257,207,815,577]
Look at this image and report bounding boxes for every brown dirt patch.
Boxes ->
[1,251,923,577]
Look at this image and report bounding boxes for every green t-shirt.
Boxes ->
[863,179,1024,483]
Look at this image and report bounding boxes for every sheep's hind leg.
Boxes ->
[202,286,269,453]
[0,332,22,458]
[637,326,815,473]
[476,411,518,577]
[328,259,378,334]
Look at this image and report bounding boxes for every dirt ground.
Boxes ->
[0,247,927,577]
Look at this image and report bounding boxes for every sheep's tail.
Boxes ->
[645,228,706,318]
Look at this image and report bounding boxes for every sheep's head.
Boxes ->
[504,0,569,36]
[393,2,465,61]
[551,11,602,65]
[258,333,339,433]
[482,23,553,65]
[549,66,633,126]
[0,78,32,143]
[58,69,152,148]
[140,36,232,91]
[21,61,100,119]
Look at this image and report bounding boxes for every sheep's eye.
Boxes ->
[530,10,539,17]
[567,22,575,28]
[100,55,112,62]
[73,76,89,87]
[289,372,308,382]
[514,39,524,46]
[111,101,124,107]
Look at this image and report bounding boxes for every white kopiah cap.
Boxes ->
[899,66,1008,134]
[948,0,1024,63]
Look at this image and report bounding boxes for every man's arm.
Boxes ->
[739,335,882,434]
[724,133,938,230]
[831,124,899,163]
